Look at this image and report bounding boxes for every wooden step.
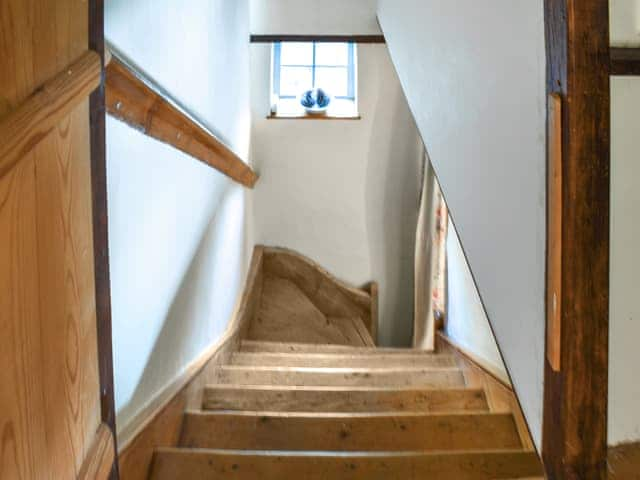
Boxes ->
[213,365,466,388]
[179,411,523,451]
[230,351,458,368]
[202,385,489,413]
[151,448,544,480]
[239,340,436,354]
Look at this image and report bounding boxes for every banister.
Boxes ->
[105,47,258,188]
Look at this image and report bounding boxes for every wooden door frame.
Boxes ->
[542,1,610,479]
[89,0,119,478]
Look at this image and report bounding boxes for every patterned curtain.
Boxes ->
[413,155,448,351]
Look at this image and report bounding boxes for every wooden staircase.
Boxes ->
[149,338,543,478]
[130,247,543,479]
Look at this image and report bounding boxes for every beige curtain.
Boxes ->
[413,155,448,350]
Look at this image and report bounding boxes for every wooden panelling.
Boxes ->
[202,384,489,413]
[0,0,107,476]
[546,93,562,372]
[610,47,640,76]
[262,247,376,337]
[0,51,101,178]
[78,424,116,480]
[213,365,466,388]
[104,55,258,188]
[249,274,371,346]
[250,34,386,44]
[150,449,543,480]
[180,411,522,451]
[542,1,610,478]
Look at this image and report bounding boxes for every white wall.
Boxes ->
[446,219,507,381]
[609,0,640,446]
[249,0,422,346]
[250,0,380,35]
[105,0,251,435]
[378,1,547,447]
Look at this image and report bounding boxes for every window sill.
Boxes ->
[267,113,361,120]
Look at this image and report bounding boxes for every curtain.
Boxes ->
[413,155,448,350]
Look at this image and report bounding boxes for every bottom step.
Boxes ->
[151,449,543,480]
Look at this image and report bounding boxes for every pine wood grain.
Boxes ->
[229,351,458,368]
[77,424,115,480]
[0,51,101,178]
[213,365,466,388]
[202,384,489,413]
[150,448,544,480]
[180,411,523,451]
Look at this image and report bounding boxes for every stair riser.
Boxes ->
[180,412,523,451]
[151,449,544,480]
[230,352,458,368]
[214,367,466,388]
[202,386,489,413]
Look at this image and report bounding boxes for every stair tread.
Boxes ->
[239,340,433,354]
[214,365,466,388]
[230,351,457,368]
[202,384,489,413]
[151,448,543,480]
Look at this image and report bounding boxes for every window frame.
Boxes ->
[272,41,356,101]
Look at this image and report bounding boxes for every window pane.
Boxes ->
[315,67,349,97]
[315,43,349,66]
[279,66,312,96]
[280,42,313,65]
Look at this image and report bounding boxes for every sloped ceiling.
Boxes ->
[378,0,546,447]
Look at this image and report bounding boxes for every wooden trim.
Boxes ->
[89,2,119,479]
[542,1,610,479]
[546,93,562,372]
[608,442,640,478]
[610,47,640,76]
[250,34,385,44]
[77,424,116,480]
[104,51,258,188]
[437,332,511,389]
[0,50,101,178]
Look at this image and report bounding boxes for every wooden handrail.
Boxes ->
[77,423,116,480]
[105,50,258,188]
[0,50,102,178]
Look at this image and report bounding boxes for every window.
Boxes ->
[271,42,358,118]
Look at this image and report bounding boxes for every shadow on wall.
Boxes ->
[364,69,422,347]
[116,184,245,432]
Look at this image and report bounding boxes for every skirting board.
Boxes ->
[437,331,511,388]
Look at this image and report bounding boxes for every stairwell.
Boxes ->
[143,247,543,479]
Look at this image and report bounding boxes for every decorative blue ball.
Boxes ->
[300,88,332,112]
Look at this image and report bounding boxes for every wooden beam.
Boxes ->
[77,424,116,480]
[0,50,102,178]
[250,34,385,44]
[104,54,258,188]
[542,1,610,479]
[89,3,119,480]
[151,448,543,480]
[610,47,640,75]
[202,385,489,413]
[180,411,523,452]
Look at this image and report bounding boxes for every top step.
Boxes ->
[240,340,434,355]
